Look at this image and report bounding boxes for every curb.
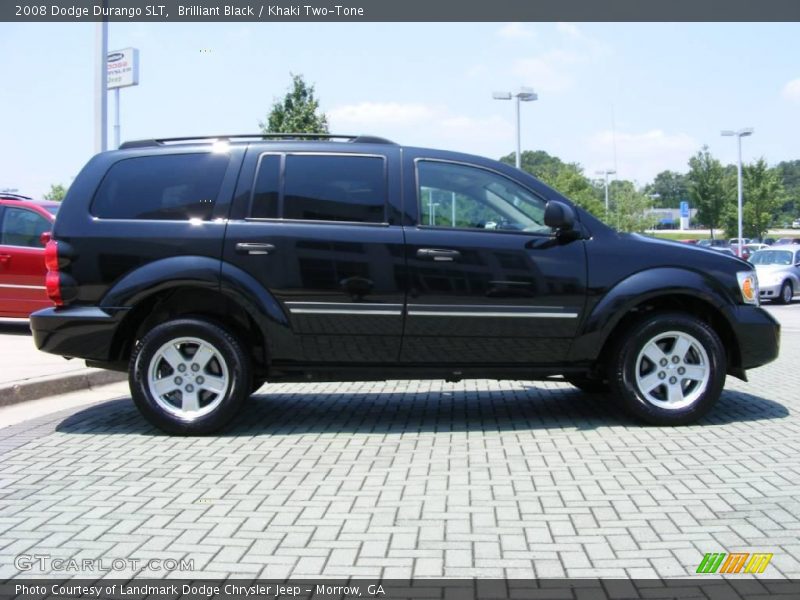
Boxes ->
[0,370,127,407]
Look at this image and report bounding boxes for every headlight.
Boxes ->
[737,271,759,305]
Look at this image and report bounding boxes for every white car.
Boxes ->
[749,245,800,304]
[792,218,800,229]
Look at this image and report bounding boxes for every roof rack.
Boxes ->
[0,192,32,201]
[119,133,396,150]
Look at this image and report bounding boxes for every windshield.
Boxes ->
[750,250,793,266]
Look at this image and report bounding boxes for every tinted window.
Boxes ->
[417,160,550,233]
[0,207,50,247]
[283,155,385,223]
[92,154,229,220]
[250,155,281,218]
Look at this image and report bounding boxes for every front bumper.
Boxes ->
[758,281,783,300]
[30,306,128,363]
[731,305,780,370]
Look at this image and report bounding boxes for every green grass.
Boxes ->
[648,231,710,241]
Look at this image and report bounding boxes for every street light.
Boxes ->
[95,19,108,153]
[493,87,538,169]
[721,128,754,248]
[429,201,440,226]
[596,169,616,212]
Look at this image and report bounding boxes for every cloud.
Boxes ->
[512,50,581,93]
[327,101,513,156]
[510,25,610,94]
[328,102,437,126]
[585,129,698,185]
[556,22,582,39]
[497,23,534,39]
[782,78,800,102]
[465,63,489,78]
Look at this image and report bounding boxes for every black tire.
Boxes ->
[608,312,726,426]
[777,281,793,305]
[565,376,610,394]
[129,318,251,434]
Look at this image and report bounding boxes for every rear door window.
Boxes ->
[282,155,386,223]
[250,155,281,219]
[91,153,229,220]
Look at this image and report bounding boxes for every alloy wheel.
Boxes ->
[634,330,711,410]
[146,336,230,420]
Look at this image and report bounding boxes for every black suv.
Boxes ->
[31,134,780,434]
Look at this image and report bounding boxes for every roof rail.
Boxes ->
[0,192,32,201]
[119,133,396,149]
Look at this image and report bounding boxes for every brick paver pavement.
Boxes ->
[0,306,798,579]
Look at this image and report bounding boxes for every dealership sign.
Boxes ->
[107,48,139,89]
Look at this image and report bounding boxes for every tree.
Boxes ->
[607,180,656,233]
[644,170,689,208]
[43,183,67,202]
[501,150,565,182]
[686,147,728,239]
[722,158,785,240]
[775,160,800,219]
[500,150,605,217]
[259,74,329,135]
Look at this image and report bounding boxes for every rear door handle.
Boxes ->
[417,248,461,262]
[235,242,276,255]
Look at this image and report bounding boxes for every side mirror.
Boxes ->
[39,231,52,247]
[544,200,576,231]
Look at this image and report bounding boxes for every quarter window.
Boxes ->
[417,160,550,233]
[91,153,229,220]
[283,155,386,223]
[0,207,51,247]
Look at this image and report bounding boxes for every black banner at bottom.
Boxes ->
[3,579,800,600]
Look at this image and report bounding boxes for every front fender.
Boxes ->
[569,267,739,362]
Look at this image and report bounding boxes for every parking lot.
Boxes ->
[0,303,798,579]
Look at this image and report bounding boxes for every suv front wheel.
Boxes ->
[129,318,251,434]
[608,312,726,425]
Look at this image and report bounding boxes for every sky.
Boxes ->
[1,21,799,198]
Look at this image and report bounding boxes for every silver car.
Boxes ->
[749,245,800,304]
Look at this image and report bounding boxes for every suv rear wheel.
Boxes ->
[608,312,725,425]
[129,318,251,434]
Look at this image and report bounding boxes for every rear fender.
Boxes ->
[100,256,299,361]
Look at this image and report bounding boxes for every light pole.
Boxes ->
[493,88,538,169]
[429,201,440,226]
[596,169,616,213]
[94,19,108,153]
[721,128,754,247]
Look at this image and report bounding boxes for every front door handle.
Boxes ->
[417,248,461,262]
[235,242,276,255]
[0,254,10,263]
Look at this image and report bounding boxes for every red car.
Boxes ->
[0,194,58,317]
